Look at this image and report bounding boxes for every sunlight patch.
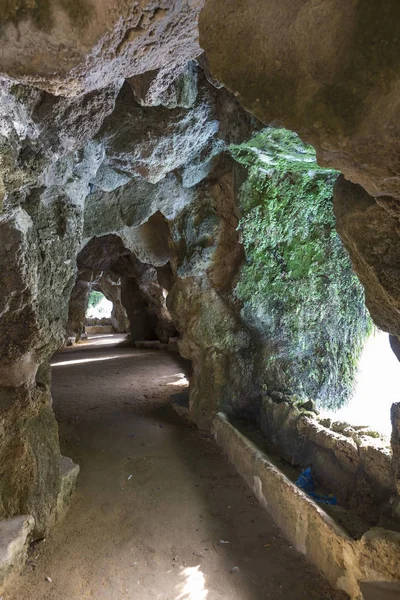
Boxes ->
[175,566,208,600]
[167,374,189,387]
[51,355,121,367]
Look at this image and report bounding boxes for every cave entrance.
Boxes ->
[85,290,114,336]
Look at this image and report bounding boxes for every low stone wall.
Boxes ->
[85,325,114,334]
[213,412,400,599]
[259,397,396,525]
[134,338,180,353]
[85,317,112,327]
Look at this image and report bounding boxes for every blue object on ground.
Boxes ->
[295,467,337,505]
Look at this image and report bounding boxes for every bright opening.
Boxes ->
[324,329,400,438]
[86,290,113,319]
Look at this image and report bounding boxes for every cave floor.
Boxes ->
[8,335,346,600]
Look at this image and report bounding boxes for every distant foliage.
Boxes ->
[230,128,372,409]
[87,291,104,309]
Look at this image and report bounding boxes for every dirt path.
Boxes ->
[8,336,345,600]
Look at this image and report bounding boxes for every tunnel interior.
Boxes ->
[0,1,400,597]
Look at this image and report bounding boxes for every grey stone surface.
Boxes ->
[260,396,396,524]
[0,515,35,590]
[0,0,203,95]
[53,456,80,524]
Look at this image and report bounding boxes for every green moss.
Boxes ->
[231,128,372,410]
[87,290,103,309]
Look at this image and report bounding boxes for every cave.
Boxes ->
[0,2,400,598]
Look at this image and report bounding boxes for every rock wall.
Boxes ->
[0,1,204,95]
[0,80,108,535]
[199,0,400,356]
[199,0,400,510]
[66,270,92,341]
[200,0,400,201]
[94,274,130,334]
[168,157,258,427]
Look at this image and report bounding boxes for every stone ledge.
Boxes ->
[52,456,80,525]
[213,412,400,599]
[0,515,35,593]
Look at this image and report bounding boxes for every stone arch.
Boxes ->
[73,234,177,344]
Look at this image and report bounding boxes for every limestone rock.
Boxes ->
[32,82,122,156]
[0,515,34,591]
[298,416,359,473]
[128,61,198,108]
[334,175,400,337]
[0,0,203,95]
[391,402,400,495]
[53,456,80,524]
[259,399,395,522]
[0,385,61,535]
[66,268,130,341]
[77,235,176,344]
[96,80,219,184]
[199,0,400,201]
[66,270,92,342]
[94,273,130,334]
[121,212,172,268]
[359,442,395,499]
[84,174,194,237]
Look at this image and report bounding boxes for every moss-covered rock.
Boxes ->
[231,129,372,409]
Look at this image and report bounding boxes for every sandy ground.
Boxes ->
[8,335,346,600]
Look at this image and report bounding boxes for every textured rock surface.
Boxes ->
[66,269,129,341]
[94,274,130,334]
[168,158,257,427]
[0,1,203,95]
[0,73,117,536]
[0,515,34,592]
[53,456,80,524]
[391,403,400,496]
[199,1,400,372]
[128,60,199,108]
[334,176,400,337]
[77,235,176,344]
[95,79,218,184]
[66,270,92,341]
[199,0,400,202]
